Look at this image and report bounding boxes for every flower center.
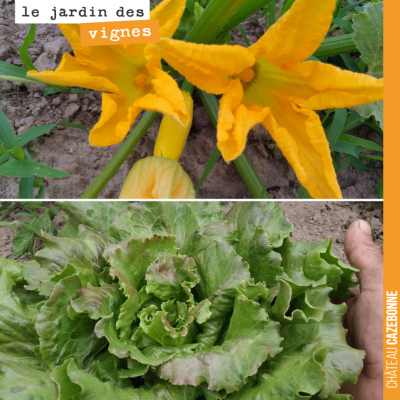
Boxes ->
[239,68,255,83]
[135,74,149,87]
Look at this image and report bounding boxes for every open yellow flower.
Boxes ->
[27,0,190,147]
[156,0,383,199]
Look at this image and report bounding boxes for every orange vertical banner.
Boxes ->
[384,1,399,399]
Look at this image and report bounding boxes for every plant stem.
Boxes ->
[80,112,158,199]
[187,0,248,44]
[314,33,357,58]
[233,153,271,199]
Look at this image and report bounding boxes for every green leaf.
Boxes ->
[226,202,294,250]
[36,275,106,368]
[145,255,198,302]
[0,257,23,282]
[0,108,18,150]
[332,17,354,33]
[158,282,282,393]
[70,283,125,320]
[52,359,199,400]
[192,240,251,348]
[353,100,383,128]
[109,202,223,252]
[0,159,70,178]
[353,1,383,78]
[30,229,108,292]
[0,270,57,400]
[19,24,37,71]
[104,235,178,291]
[338,133,382,152]
[56,201,130,237]
[332,140,363,158]
[327,109,347,150]
[9,207,59,259]
[19,176,35,199]
[0,60,38,81]
[18,122,89,147]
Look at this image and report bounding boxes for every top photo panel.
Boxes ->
[0,0,383,200]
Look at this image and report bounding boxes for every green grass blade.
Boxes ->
[339,0,369,17]
[280,0,296,16]
[332,17,354,33]
[267,1,275,28]
[18,122,88,147]
[340,54,360,72]
[339,133,383,152]
[19,24,37,71]
[0,108,18,149]
[237,24,250,46]
[333,0,344,18]
[349,155,372,171]
[19,176,35,199]
[363,120,383,139]
[359,154,383,161]
[0,61,38,81]
[0,159,70,178]
[196,146,221,191]
[327,109,347,150]
[38,184,46,199]
[333,141,363,158]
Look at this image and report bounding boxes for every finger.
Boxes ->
[344,220,383,293]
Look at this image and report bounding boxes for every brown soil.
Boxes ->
[0,1,383,199]
[0,201,383,265]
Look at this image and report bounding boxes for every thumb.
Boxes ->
[344,220,383,293]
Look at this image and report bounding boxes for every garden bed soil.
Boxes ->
[0,1,383,199]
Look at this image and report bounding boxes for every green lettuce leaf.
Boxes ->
[52,358,199,400]
[36,275,106,368]
[0,270,57,399]
[158,282,282,393]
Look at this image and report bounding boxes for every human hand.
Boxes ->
[340,220,383,400]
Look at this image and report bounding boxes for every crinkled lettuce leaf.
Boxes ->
[0,201,364,399]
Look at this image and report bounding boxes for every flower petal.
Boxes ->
[134,93,188,127]
[156,39,255,94]
[28,53,121,94]
[58,24,146,72]
[150,0,186,39]
[250,0,337,67]
[291,61,384,110]
[150,68,190,127]
[89,93,141,146]
[217,80,270,162]
[263,97,342,199]
[119,157,196,199]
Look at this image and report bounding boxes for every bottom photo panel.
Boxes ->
[0,201,383,400]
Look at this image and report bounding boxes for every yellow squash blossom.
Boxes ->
[119,156,195,199]
[27,0,190,147]
[154,91,194,160]
[156,0,383,199]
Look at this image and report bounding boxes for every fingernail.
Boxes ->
[358,219,372,235]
